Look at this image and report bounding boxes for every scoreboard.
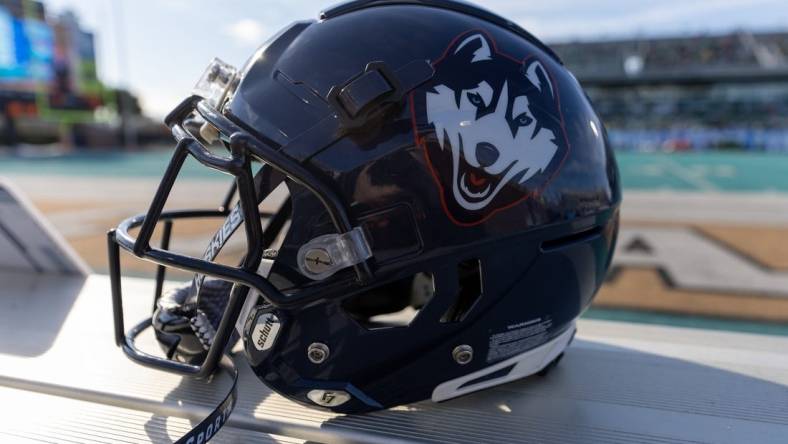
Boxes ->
[0,0,102,116]
[0,3,53,89]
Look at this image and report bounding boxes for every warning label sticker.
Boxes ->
[487,317,552,363]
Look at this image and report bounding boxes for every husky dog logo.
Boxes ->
[411,31,569,226]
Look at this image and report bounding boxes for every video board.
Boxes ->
[0,3,53,89]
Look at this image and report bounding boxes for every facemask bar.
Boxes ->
[108,95,373,377]
[108,57,435,377]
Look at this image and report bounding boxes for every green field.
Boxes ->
[0,149,220,180]
[2,150,788,192]
[617,151,788,192]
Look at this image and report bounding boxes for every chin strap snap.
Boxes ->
[297,226,372,280]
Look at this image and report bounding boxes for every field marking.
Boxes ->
[621,190,788,225]
[614,226,788,296]
[659,157,718,191]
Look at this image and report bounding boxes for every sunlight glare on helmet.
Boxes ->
[590,120,599,138]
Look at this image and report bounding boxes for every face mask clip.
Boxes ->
[297,227,373,280]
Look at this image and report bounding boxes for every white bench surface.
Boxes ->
[0,272,786,443]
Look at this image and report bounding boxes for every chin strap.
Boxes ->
[172,354,239,444]
[150,283,240,443]
[150,283,241,443]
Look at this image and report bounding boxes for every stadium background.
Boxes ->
[1,0,788,333]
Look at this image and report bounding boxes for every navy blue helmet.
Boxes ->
[108,0,620,431]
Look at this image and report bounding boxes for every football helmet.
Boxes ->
[108,0,620,437]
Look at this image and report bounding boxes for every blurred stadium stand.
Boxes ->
[1,0,787,153]
[551,32,788,152]
[0,0,165,150]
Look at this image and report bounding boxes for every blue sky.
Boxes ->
[43,0,788,118]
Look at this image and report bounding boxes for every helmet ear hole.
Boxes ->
[342,272,435,329]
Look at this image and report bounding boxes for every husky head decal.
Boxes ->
[411,31,569,226]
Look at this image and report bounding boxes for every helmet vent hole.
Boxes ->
[440,259,483,323]
[342,272,435,329]
[541,225,603,252]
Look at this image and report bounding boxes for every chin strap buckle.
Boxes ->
[297,227,372,280]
